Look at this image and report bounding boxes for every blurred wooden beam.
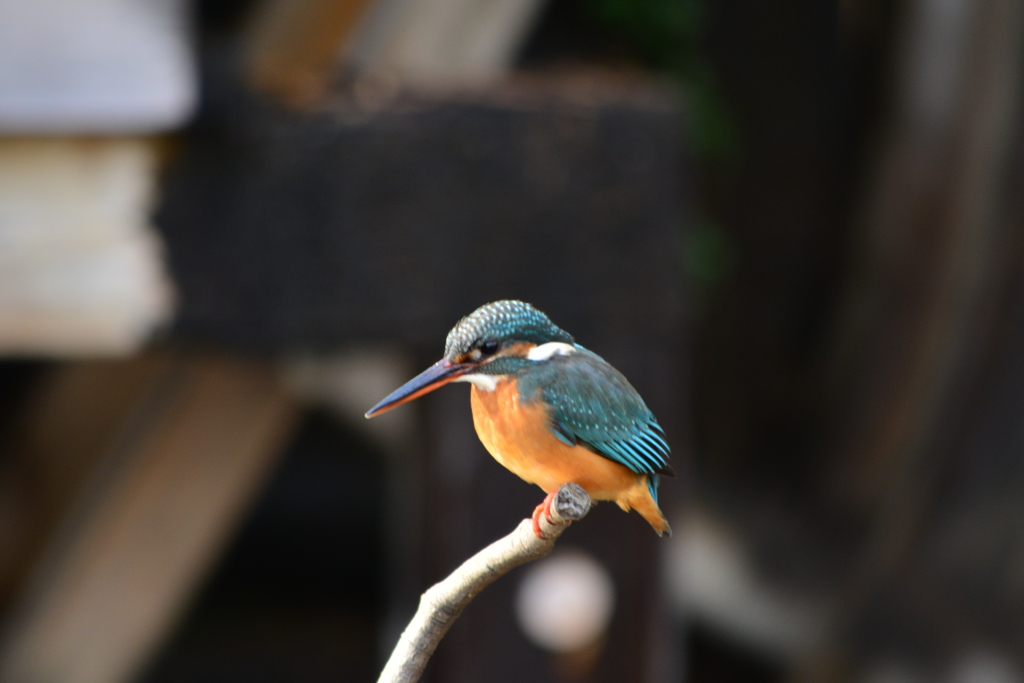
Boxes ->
[0,351,300,683]
[822,0,1024,576]
[797,0,1024,678]
[0,355,174,611]
[244,0,376,105]
[243,0,552,106]
[352,0,549,82]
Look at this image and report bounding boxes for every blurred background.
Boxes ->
[1,0,1023,682]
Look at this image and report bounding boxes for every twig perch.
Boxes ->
[377,483,592,683]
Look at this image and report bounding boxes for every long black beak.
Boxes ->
[365,358,470,418]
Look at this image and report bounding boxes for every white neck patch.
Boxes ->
[527,342,577,361]
[453,373,499,392]
[452,342,576,391]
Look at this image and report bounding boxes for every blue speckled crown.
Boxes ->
[444,300,574,358]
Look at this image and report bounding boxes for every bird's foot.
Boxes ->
[531,490,558,540]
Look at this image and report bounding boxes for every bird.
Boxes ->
[365,300,673,537]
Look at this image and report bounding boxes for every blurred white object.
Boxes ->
[515,549,615,653]
[280,349,416,452]
[0,139,175,356]
[666,510,825,657]
[947,650,1023,683]
[0,0,195,133]
[352,0,547,82]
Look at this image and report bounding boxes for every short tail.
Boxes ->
[619,475,672,537]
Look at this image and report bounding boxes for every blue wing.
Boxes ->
[516,348,673,481]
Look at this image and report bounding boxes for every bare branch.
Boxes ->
[377,483,592,683]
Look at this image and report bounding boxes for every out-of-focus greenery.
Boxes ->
[587,0,735,161]
[682,219,735,286]
[586,0,737,294]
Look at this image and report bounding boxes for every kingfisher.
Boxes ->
[365,300,673,537]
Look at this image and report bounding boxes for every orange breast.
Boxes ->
[469,379,642,501]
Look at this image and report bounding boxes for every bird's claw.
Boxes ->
[531,491,558,540]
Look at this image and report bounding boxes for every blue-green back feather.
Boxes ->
[516,348,673,479]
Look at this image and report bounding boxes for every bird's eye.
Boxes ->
[480,340,500,356]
